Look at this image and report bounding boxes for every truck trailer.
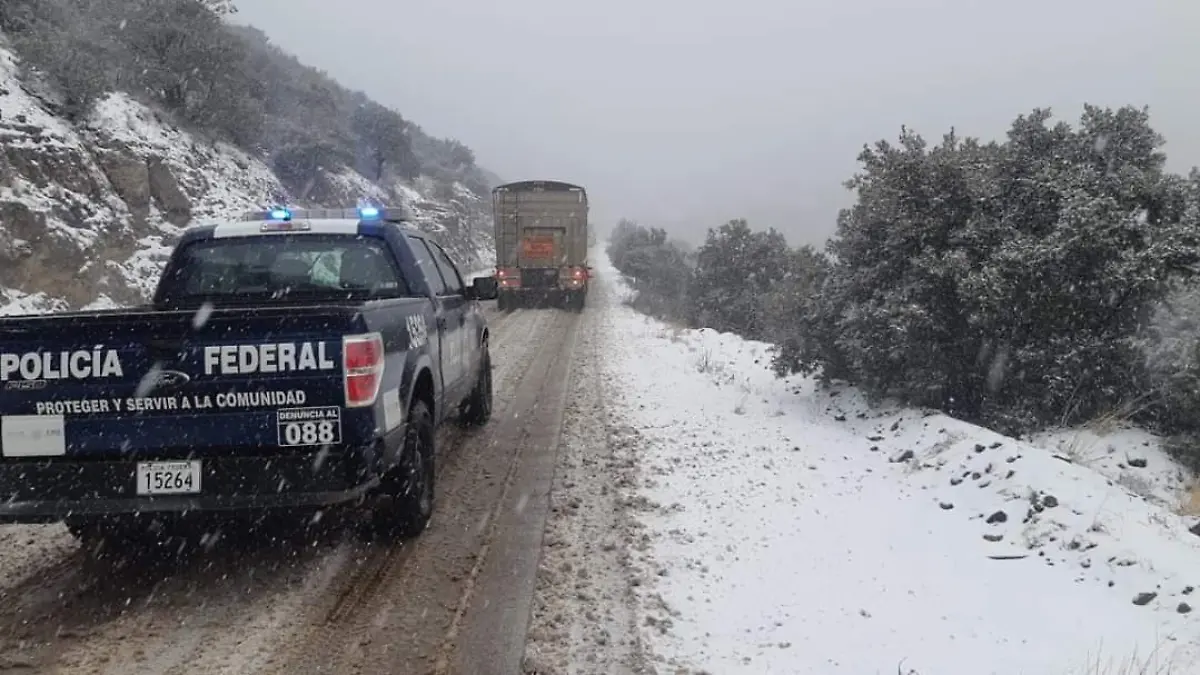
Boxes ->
[492,180,589,312]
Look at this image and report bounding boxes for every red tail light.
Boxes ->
[343,332,384,407]
[496,267,520,287]
[572,268,586,279]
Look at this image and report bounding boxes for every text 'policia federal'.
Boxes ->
[0,341,337,382]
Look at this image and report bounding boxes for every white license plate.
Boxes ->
[136,460,202,496]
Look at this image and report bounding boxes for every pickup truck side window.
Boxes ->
[405,234,448,295]
[159,234,412,304]
[428,242,465,295]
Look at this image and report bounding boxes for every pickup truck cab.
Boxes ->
[0,205,499,544]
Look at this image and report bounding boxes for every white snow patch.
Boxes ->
[594,253,1200,675]
[0,289,66,316]
[392,181,423,205]
[0,48,76,148]
[324,167,390,203]
[86,92,283,224]
[81,295,121,311]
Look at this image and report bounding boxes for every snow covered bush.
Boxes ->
[755,243,827,361]
[606,219,695,322]
[1140,282,1200,466]
[687,219,796,341]
[606,105,1200,447]
[780,106,1200,433]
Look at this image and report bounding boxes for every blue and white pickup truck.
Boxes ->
[0,206,498,543]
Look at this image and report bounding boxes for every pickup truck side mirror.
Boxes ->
[469,275,499,301]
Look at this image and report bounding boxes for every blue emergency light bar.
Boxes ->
[240,205,410,223]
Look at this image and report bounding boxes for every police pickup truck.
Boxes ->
[0,206,498,543]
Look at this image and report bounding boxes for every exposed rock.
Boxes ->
[97,151,151,222]
[0,200,46,246]
[2,142,103,198]
[146,157,192,225]
[1132,592,1157,606]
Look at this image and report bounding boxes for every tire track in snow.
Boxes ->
[261,307,578,675]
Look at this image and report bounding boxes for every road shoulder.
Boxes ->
[522,293,654,675]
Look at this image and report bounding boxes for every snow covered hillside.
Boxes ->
[550,254,1200,675]
[0,43,495,315]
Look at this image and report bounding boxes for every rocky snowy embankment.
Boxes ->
[0,44,494,315]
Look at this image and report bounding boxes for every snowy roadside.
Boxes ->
[522,280,652,675]
[591,253,1200,674]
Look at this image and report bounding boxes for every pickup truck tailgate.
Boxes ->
[0,305,372,460]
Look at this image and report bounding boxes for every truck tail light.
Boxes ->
[572,267,587,279]
[496,267,520,288]
[343,332,384,408]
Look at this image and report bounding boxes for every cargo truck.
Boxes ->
[492,180,589,312]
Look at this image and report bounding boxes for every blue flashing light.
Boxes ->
[358,205,381,220]
[268,207,292,221]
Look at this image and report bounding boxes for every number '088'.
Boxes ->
[283,421,336,446]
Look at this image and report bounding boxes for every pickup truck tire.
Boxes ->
[364,399,435,540]
[458,343,493,427]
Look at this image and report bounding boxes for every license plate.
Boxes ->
[136,460,202,496]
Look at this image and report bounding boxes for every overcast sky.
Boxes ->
[233,0,1190,247]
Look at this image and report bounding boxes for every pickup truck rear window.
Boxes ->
[157,234,412,305]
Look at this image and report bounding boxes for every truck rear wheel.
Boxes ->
[363,399,435,541]
[498,292,519,312]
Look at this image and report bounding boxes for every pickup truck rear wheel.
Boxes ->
[364,399,435,540]
[458,344,493,427]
